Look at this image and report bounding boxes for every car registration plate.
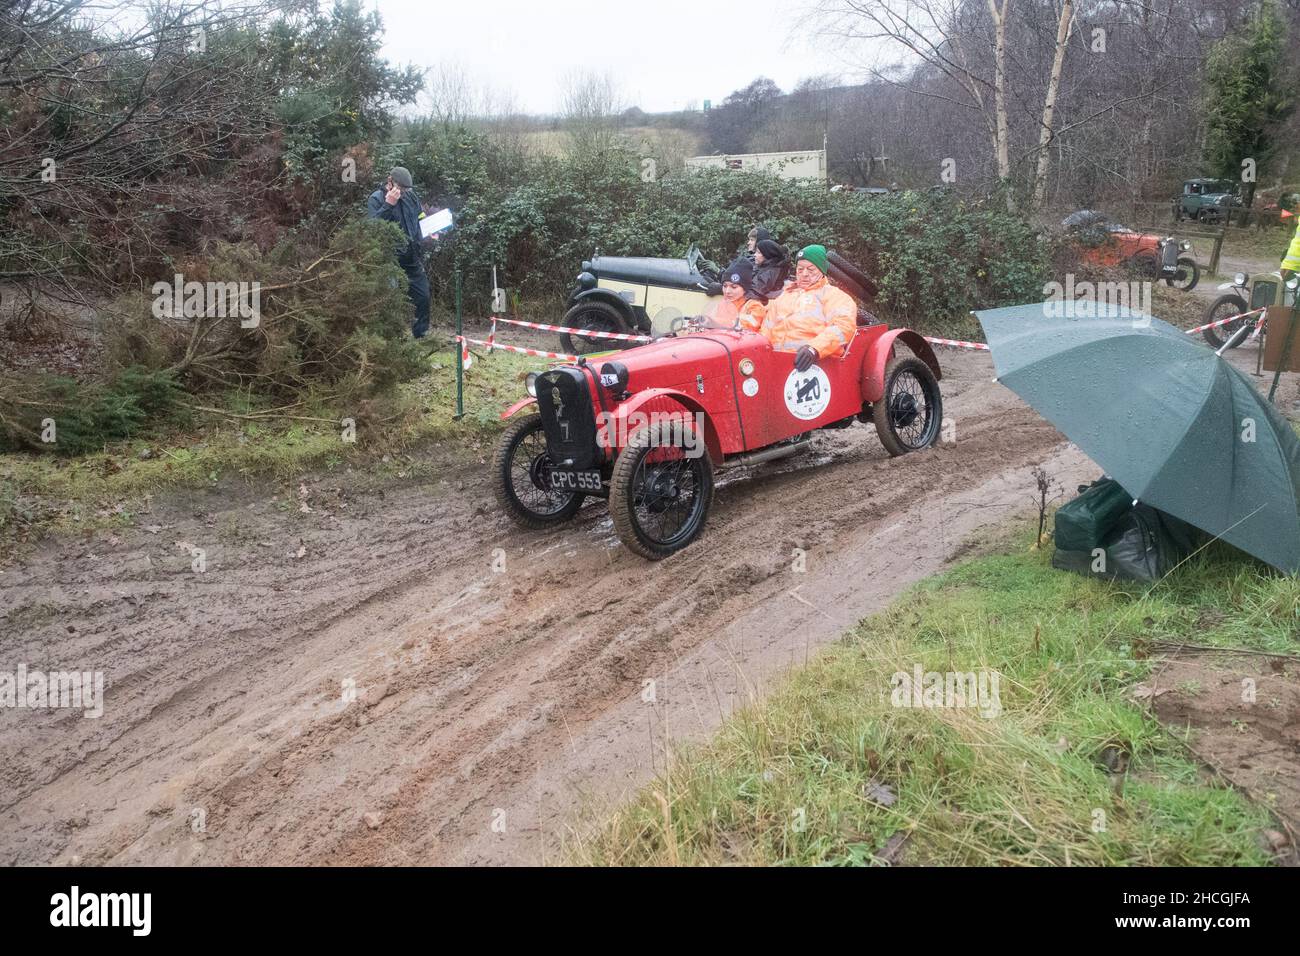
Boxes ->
[549,468,602,492]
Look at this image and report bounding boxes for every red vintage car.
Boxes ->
[492,317,943,559]
[1063,211,1199,291]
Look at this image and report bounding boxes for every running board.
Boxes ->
[721,435,814,470]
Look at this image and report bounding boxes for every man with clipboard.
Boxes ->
[367,166,451,339]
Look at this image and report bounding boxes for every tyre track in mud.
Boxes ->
[0,351,1092,865]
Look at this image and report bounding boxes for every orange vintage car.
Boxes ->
[1062,210,1199,291]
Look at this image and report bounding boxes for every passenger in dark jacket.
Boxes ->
[752,238,791,302]
[367,166,431,338]
[745,225,774,259]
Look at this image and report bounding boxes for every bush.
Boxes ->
[0,367,182,455]
[3,211,428,456]
[402,129,1049,333]
[104,218,428,408]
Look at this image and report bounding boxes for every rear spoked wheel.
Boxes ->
[493,414,584,528]
[610,420,713,559]
[873,356,943,456]
[560,301,629,356]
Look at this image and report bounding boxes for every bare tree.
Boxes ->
[1031,0,1075,208]
[559,70,625,158]
[423,62,481,127]
[988,0,1012,197]
[814,1,1012,198]
[0,0,279,289]
[812,0,1227,212]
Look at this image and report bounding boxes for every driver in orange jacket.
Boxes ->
[760,245,857,371]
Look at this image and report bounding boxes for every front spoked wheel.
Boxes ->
[873,355,943,456]
[493,414,584,528]
[1164,256,1200,292]
[1202,294,1250,349]
[610,419,713,559]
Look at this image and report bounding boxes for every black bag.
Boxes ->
[1053,477,1132,553]
[1052,478,1201,581]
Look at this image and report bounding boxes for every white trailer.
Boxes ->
[684,149,827,184]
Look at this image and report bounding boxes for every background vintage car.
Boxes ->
[1201,269,1299,349]
[1062,211,1198,289]
[1174,177,1242,223]
[560,245,723,354]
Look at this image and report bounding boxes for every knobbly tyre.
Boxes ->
[492,314,943,559]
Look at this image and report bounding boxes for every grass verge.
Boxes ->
[573,534,1293,866]
[0,340,551,543]
[1218,226,1292,266]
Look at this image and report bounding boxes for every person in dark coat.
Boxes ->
[746,225,774,259]
[752,238,791,302]
[367,166,431,338]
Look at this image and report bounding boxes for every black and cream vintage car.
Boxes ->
[560,245,724,355]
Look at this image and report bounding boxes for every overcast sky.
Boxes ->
[372,0,865,115]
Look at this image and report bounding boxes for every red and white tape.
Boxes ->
[497,317,652,343]
[456,335,578,362]
[924,308,1270,353]
[1184,307,1266,336]
[924,336,990,351]
[466,315,1267,367]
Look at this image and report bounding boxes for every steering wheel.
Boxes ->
[669,314,705,335]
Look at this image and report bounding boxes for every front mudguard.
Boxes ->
[500,396,537,420]
[862,329,942,403]
[598,388,723,467]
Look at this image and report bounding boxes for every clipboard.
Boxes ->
[421,208,453,239]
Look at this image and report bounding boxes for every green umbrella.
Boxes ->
[974,300,1300,573]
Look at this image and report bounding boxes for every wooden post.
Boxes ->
[1268,316,1297,403]
[1207,226,1226,277]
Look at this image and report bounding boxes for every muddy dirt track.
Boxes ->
[0,349,1120,865]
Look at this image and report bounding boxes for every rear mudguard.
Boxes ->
[599,388,723,467]
[500,397,537,420]
[862,329,942,403]
[566,288,638,328]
